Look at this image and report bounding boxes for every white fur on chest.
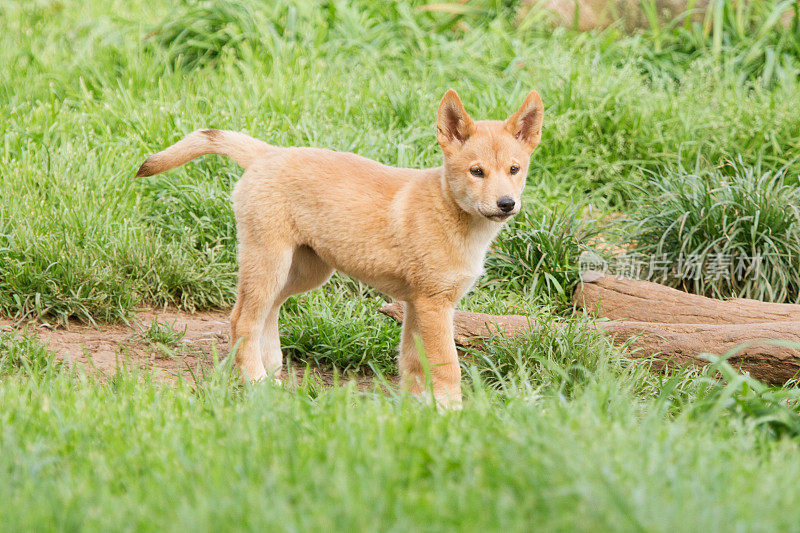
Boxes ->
[442,220,502,295]
[462,220,502,272]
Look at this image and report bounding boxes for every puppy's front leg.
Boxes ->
[399,298,461,409]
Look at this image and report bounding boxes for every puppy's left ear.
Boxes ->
[505,90,544,152]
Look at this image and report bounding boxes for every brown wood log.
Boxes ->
[378,302,535,346]
[599,321,800,385]
[378,302,800,385]
[573,271,800,324]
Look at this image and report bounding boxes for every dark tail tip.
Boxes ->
[201,128,222,141]
[135,157,155,178]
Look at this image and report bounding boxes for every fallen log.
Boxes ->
[599,321,800,385]
[379,302,800,385]
[573,271,800,324]
[378,303,533,346]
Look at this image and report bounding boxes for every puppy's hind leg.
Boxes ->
[230,242,293,382]
[259,246,334,372]
[259,307,284,379]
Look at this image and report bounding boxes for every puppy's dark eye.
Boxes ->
[470,167,484,177]
[510,165,520,175]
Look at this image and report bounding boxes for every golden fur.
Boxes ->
[136,90,543,408]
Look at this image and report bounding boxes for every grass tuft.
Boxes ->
[688,350,800,439]
[485,206,601,309]
[623,0,800,87]
[0,331,58,378]
[148,0,266,70]
[468,312,630,398]
[281,288,400,374]
[623,159,800,302]
[135,317,187,348]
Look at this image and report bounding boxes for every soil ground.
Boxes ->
[0,309,389,390]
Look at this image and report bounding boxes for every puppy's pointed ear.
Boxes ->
[436,89,476,151]
[505,90,544,152]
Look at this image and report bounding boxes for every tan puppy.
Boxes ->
[136,89,543,407]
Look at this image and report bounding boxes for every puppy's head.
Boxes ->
[436,89,543,222]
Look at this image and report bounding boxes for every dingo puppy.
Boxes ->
[136,89,543,408]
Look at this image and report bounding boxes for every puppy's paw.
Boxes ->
[435,392,463,411]
[244,372,284,389]
[414,390,463,411]
[246,371,268,384]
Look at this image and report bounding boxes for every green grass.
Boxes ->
[3,0,800,322]
[2,331,800,531]
[623,159,800,301]
[484,205,601,310]
[3,0,800,529]
[281,285,400,373]
[136,317,188,348]
[621,0,800,86]
[0,330,59,378]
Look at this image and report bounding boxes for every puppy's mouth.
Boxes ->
[482,211,515,222]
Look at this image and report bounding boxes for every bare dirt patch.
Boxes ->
[0,309,389,390]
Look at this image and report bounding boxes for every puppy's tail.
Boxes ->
[135,129,271,177]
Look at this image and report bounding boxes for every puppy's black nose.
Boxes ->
[497,197,515,213]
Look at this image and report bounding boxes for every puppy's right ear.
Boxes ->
[436,89,475,152]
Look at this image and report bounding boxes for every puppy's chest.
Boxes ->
[458,225,498,273]
[432,236,494,299]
